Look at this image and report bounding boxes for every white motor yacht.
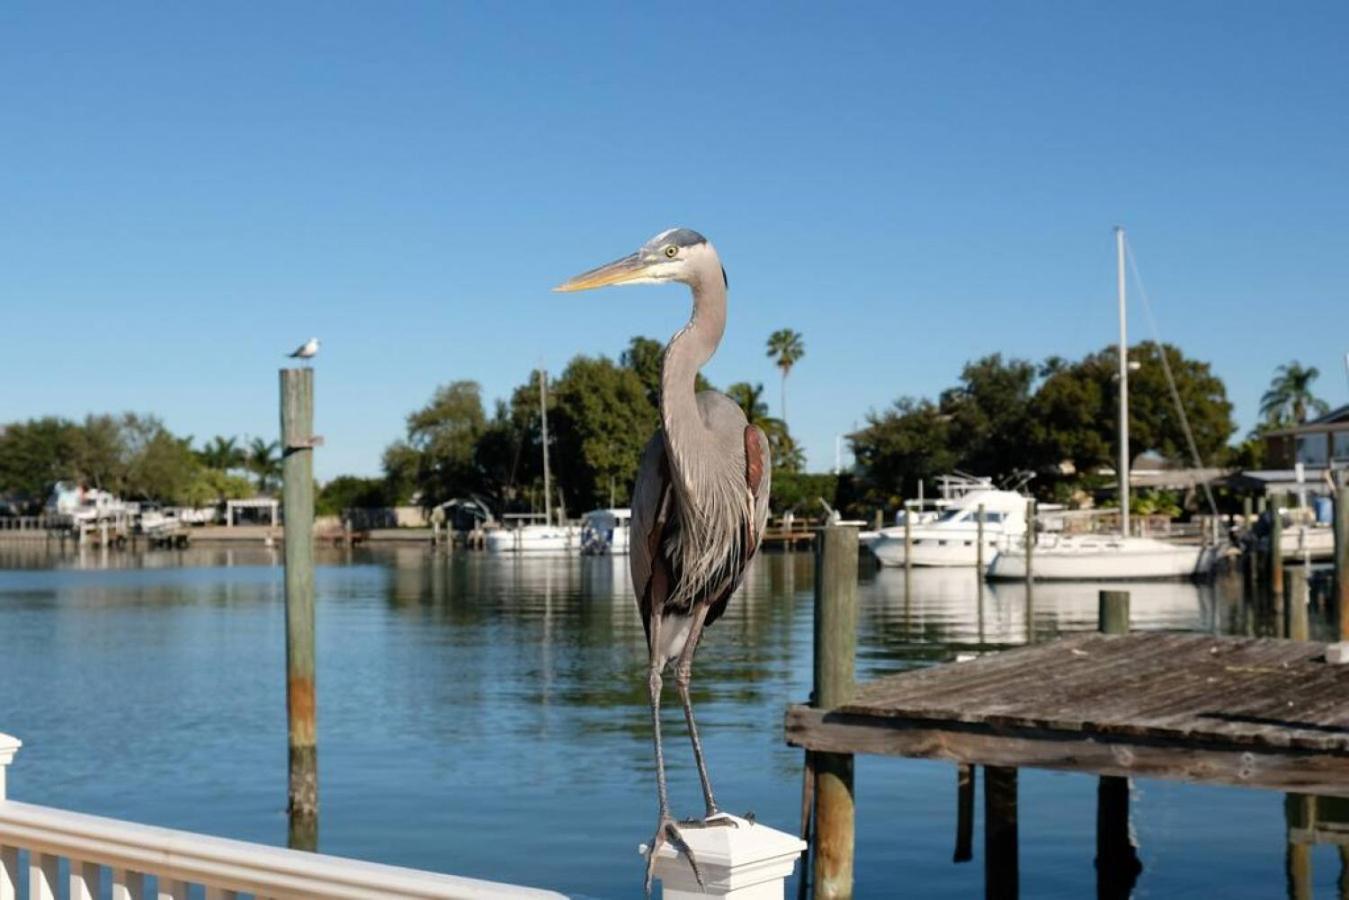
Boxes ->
[484,513,580,554]
[868,488,1031,567]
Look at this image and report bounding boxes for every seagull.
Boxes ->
[288,338,320,362]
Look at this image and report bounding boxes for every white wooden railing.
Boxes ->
[0,734,565,900]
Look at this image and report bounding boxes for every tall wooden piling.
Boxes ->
[954,764,975,863]
[1024,500,1036,583]
[1335,470,1349,640]
[903,503,913,575]
[984,766,1018,900]
[976,504,986,575]
[1286,569,1309,642]
[812,525,858,900]
[280,369,318,851]
[1270,493,1284,601]
[1095,590,1141,898]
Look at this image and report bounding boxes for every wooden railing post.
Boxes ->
[280,369,319,851]
[1095,591,1141,899]
[811,526,858,900]
[1270,494,1285,602]
[0,734,19,900]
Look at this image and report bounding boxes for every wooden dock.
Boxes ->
[788,632,1349,796]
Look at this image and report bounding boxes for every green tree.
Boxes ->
[387,380,489,507]
[938,354,1037,480]
[121,414,201,503]
[199,435,246,472]
[246,438,281,493]
[765,328,805,425]
[1259,361,1329,426]
[182,468,254,507]
[550,355,657,512]
[849,398,957,507]
[0,417,83,502]
[317,475,392,516]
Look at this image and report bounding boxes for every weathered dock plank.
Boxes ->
[786,633,1349,795]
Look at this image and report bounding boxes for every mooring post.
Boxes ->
[1241,496,1255,587]
[903,502,913,575]
[280,368,318,851]
[1270,493,1285,601]
[812,525,858,900]
[1335,470,1349,640]
[984,766,1018,900]
[1285,794,1314,900]
[976,503,986,576]
[954,763,975,863]
[1024,500,1036,583]
[1095,591,1141,898]
[1286,569,1309,641]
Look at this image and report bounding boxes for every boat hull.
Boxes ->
[870,534,1011,568]
[987,538,1216,581]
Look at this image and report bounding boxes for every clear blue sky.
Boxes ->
[4,3,1346,481]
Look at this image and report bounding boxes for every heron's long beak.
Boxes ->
[553,252,649,292]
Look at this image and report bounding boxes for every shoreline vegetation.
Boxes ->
[0,340,1334,522]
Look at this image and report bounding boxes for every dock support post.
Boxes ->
[954,763,975,863]
[1335,470,1349,640]
[976,504,985,577]
[1242,496,1255,587]
[280,368,318,852]
[1285,794,1313,900]
[1270,493,1285,602]
[903,502,913,575]
[984,766,1018,900]
[1095,591,1141,899]
[1286,569,1309,641]
[811,525,858,900]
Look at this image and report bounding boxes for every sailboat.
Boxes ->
[987,228,1218,581]
[484,368,580,554]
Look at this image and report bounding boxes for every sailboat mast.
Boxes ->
[540,368,552,526]
[1116,226,1130,538]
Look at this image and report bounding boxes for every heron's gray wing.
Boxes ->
[703,422,773,630]
[630,429,674,648]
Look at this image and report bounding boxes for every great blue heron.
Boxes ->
[557,228,771,892]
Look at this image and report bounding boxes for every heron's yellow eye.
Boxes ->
[664,245,678,259]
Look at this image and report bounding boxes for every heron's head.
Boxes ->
[554,228,722,293]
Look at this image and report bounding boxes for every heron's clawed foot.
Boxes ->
[680,810,745,829]
[643,814,703,897]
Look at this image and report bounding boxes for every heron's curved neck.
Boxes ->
[661,261,726,452]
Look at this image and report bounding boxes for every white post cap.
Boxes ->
[0,733,21,800]
[641,816,807,899]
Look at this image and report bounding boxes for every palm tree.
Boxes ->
[199,435,245,472]
[246,437,282,493]
[1260,361,1329,426]
[766,329,805,426]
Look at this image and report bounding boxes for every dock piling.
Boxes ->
[954,764,975,863]
[976,504,985,577]
[903,503,913,575]
[1095,590,1142,898]
[984,766,1018,900]
[1270,493,1285,602]
[280,368,318,851]
[1286,569,1310,641]
[1335,470,1349,640]
[811,525,858,900]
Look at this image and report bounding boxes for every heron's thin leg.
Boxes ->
[647,615,671,818]
[674,605,720,819]
[643,614,703,896]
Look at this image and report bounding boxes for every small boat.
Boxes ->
[986,534,1218,581]
[484,513,579,554]
[580,508,631,555]
[867,488,1032,567]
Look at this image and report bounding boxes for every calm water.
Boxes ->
[0,543,1342,898]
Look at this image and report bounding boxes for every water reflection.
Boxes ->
[0,544,1334,898]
